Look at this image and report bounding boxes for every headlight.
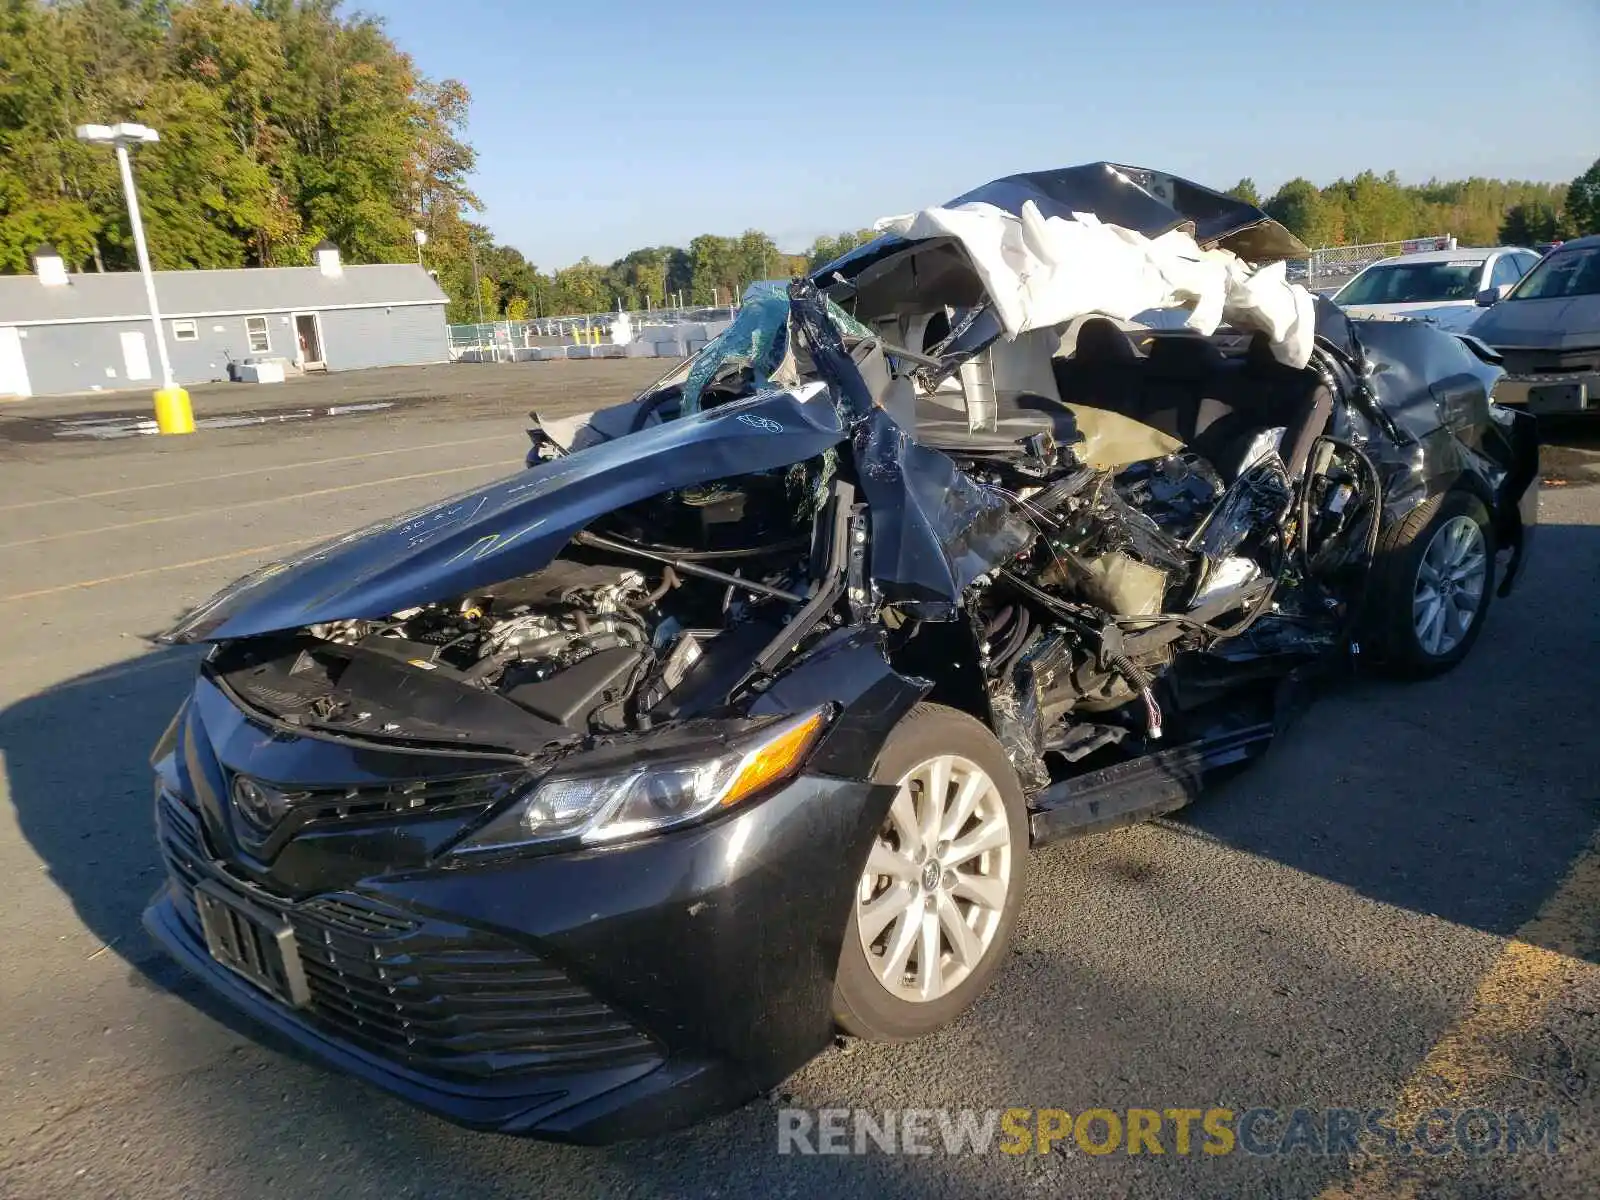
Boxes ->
[449,707,830,856]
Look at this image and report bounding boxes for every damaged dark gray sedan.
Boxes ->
[143,164,1539,1143]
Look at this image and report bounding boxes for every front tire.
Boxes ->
[1370,490,1495,677]
[832,704,1027,1041]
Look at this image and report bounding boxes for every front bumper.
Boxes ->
[144,733,891,1141]
[1494,373,1598,414]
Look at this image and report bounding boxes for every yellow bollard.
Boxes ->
[153,385,195,435]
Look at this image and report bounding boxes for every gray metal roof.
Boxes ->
[0,263,447,326]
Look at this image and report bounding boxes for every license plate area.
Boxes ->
[1526,381,1589,414]
[195,881,310,1008]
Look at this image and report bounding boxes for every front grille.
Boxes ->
[276,774,522,825]
[299,895,418,938]
[290,896,660,1080]
[223,771,522,859]
[156,791,208,928]
[154,793,660,1081]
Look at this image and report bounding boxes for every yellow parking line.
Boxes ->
[0,462,507,551]
[0,434,512,513]
[1316,831,1600,1198]
[0,537,318,603]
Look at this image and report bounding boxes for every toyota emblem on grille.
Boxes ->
[231,776,292,837]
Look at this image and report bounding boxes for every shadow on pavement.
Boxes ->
[1,647,200,980]
[1172,520,1600,956]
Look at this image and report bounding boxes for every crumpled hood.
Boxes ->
[1468,294,1600,350]
[1340,301,1482,332]
[161,385,845,643]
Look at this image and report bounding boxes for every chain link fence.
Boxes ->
[449,305,740,363]
[449,304,738,361]
[1290,236,1456,294]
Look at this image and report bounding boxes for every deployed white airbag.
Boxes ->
[873,201,1317,368]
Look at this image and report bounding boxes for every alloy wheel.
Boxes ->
[854,754,1013,1003]
[1413,515,1487,658]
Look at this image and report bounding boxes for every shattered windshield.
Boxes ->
[678,281,876,414]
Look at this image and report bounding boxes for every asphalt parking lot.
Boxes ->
[1,362,1597,1199]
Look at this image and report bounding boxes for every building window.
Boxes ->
[246,316,271,354]
[171,319,198,341]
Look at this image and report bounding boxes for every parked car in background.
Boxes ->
[1331,247,1541,331]
[1469,234,1600,414]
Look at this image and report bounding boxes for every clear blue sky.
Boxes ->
[377,0,1598,268]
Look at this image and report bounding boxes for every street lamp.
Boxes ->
[75,122,193,435]
[413,227,427,267]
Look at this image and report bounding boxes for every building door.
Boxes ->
[294,313,325,370]
[0,327,29,397]
[119,330,152,381]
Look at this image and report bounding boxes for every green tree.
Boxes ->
[551,257,607,314]
[1499,202,1571,246]
[0,0,480,279]
[1264,178,1324,244]
[734,228,780,286]
[688,233,737,304]
[1565,159,1600,236]
[476,273,499,321]
[1227,178,1261,207]
[807,229,876,270]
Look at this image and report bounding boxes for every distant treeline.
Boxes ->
[1229,169,1597,255]
[3,2,1594,321]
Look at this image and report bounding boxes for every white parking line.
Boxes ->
[0,537,319,603]
[0,462,508,551]
[0,434,511,513]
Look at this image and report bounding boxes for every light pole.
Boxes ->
[470,241,485,326]
[75,122,192,434]
[413,227,427,267]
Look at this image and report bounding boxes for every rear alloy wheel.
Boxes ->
[1371,490,1496,676]
[833,704,1027,1041]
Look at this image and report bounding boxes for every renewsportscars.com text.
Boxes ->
[777,1107,1561,1158]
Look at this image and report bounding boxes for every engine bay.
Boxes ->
[210,469,834,751]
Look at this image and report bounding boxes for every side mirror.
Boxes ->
[1475,288,1500,308]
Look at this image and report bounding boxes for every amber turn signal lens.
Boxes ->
[720,709,829,808]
